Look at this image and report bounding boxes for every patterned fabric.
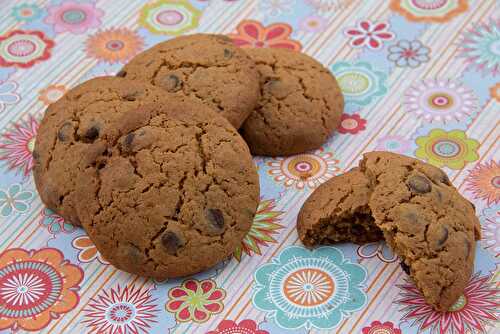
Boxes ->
[0,1,498,333]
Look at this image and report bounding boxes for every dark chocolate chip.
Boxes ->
[407,175,432,194]
[223,48,233,59]
[437,170,452,185]
[161,231,184,255]
[125,133,135,147]
[206,208,225,233]
[400,261,410,275]
[350,224,364,236]
[84,126,100,142]
[116,70,127,77]
[57,122,73,142]
[160,75,181,92]
[123,91,140,101]
[32,150,39,160]
[437,225,449,246]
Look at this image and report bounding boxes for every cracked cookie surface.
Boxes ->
[34,77,171,226]
[297,152,480,311]
[117,34,260,129]
[73,94,259,279]
[240,48,343,156]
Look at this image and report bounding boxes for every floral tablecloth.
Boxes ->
[0,0,498,333]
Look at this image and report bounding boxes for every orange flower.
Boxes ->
[0,248,83,332]
[490,83,500,102]
[85,28,144,64]
[228,20,302,51]
[390,0,468,23]
[39,84,67,105]
[72,235,108,264]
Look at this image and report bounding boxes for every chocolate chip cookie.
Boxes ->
[297,152,480,311]
[240,48,344,156]
[73,96,259,278]
[117,34,260,129]
[33,77,171,226]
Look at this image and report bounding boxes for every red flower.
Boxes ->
[344,20,394,50]
[207,319,269,334]
[228,20,302,50]
[0,30,54,68]
[338,113,367,134]
[362,320,401,334]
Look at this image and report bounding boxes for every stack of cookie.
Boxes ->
[33,34,343,279]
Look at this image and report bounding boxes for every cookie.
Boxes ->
[297,168,383,246]
[73,96,260,279]
[297,152,480,311]
[240,48,344,156]
[33,77,172,226]
[117,34,260,129]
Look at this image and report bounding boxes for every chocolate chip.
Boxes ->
[57,122,73,142]
[437,225,449,246]
[160,75,181,92]
[350,224,364,236]
[407,175,432,194]
[84,126,99,142]
[223,48,233,59]
[161,231,184,255]
[32,150,39,160]
[116,70,127,77]
[123,91,140,101]
[215,35,232,43]
[125,133,135,147]
[206,208,225,234]
[400,261,410,275]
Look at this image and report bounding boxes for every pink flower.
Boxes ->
[338,113,367,134]
[362,320,401,334]
[207,319,269,334]
[344,20,394,50]
[0,115,38,176]
[166,279,225,323]
[45,1,104,34]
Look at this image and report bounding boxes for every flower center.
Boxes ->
[337,72,371,95]
[295,161,313,173]
[17,285,29,294]
[157,10,184,25]
[20,9,34,17]
[428,93,453,109]
[489,39,500,56]
[254,41,266,47]
[106,40,125,51]
[432,140,461,158]
[308,20,319,28]
[342,118,358,130]
[27,137,36,153]
[107,302,135,324]
[402,49,416,58]
[62,9,86,24]
[491,176,500,189]
[448,294,467,312]
[7,39,36,57]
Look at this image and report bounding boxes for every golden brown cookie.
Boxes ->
[297,152,480,311]
[33,77,171,226]
[117,34,260,129]
[73,96,259,279]
[240,48,344,156]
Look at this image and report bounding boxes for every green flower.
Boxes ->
[0,184,33,217]
[416,129,479,169]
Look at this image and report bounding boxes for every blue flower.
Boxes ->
[331,61,387,106]
[11,4,43,23]
[0,183,33,217]
[40,208,76,234]
[0,81,20,112]
[253,245,367,330]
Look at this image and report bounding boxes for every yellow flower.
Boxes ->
[139,0,200,36]
[416,129,479,169]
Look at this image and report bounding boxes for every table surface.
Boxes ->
[0,1,498,333]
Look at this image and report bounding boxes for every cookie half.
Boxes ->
[297,152,480,311]
[240,48,344,156]
[118,34,260,129]
[74,96,259,278]
[34,77,171,226]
